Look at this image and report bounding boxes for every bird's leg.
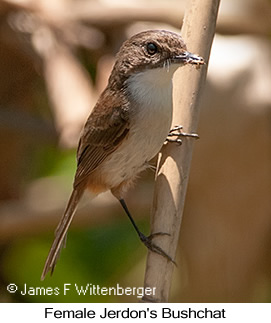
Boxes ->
[119,198,176,264]
[166,125,199,145]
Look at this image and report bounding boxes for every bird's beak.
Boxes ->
[172,51,205,66]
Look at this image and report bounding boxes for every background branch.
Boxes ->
[143,0,221,302]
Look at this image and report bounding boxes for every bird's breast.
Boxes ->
[99,68,175,188]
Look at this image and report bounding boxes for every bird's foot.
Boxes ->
[139,231,176,265]
[166,125,199,145]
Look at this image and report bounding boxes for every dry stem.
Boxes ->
[143,0,221,302]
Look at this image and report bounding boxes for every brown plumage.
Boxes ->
[41,30,204,280]
[41,90,130,279]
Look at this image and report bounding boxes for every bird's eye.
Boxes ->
[146,42,158,55]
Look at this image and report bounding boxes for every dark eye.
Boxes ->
[146,42,158,55]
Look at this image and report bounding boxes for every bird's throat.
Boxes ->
[125,65,178,109]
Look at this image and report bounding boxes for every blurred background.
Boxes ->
[0,0,270,302]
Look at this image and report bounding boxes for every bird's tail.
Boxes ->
[41,187,84,280]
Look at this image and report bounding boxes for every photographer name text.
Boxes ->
[8,283,155,299]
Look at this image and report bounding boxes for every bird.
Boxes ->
[41,29,204,280]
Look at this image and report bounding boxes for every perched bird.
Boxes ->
[41,29,204,280]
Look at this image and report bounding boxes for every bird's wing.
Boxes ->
[41,90,130,280]
[74,91,130,188]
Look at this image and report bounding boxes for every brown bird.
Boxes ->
[41,29,204,280]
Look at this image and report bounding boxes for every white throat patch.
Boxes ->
[126,64,179,108]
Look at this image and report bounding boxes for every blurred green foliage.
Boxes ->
[1,142,149,302]
[30,147,76,180]
[3,217,148,302]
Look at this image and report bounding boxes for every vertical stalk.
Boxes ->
[143,0,220,302]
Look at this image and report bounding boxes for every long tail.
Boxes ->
[41,187,84,280]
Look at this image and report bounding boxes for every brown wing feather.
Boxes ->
[41,89,130,280]
[74,90,130,188]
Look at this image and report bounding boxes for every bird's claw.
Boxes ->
[139,232,176,265]
[165,125,199,145]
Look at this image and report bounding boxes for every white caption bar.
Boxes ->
[0,303,271,322]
